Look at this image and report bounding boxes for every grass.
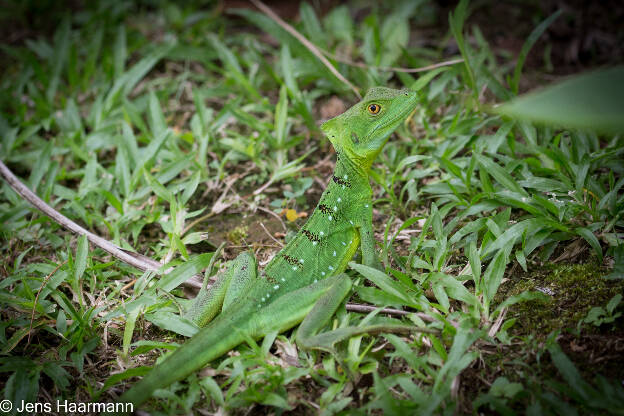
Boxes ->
[1,0,623,414]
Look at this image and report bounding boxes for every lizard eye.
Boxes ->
[367,103,381,115]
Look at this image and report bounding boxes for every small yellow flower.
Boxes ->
[285,209,299,222]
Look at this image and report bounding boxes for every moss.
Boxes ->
[205,213,284,247]
[226,225,249,245]
[497,261,624,335]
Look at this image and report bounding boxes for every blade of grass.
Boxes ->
[511,10,562,94]
[249,0,360,98]
[495,66,624,135]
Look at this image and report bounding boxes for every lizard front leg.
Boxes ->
[359,205,383,270]
[296,273,416,353]
[297,223,430,353]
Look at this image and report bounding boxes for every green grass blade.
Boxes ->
[113,24,127,79]
[148,90,167,138]
[576,227,603,261]
[483,249,508,304]
[104,44,172,111]
[548,344,595,402]
[349,262,413,305]
[154,253,213,292]
[46,18,70,103]
[448,0,475,95]
[496,66,624,135]
[300,2,326,47]
[511,10,562,94]
[123,307,140,358]
[475,153,526,195]
[145,311,198,337]
[74,235,88,284]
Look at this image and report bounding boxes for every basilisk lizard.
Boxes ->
[120,87,419,407]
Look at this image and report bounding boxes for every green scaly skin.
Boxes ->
[119,87,419,408]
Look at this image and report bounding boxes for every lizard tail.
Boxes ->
[118,315,244,409]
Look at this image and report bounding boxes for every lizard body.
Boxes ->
[120,87,418,408]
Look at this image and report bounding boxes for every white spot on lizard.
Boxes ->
[274,285,279,290]
[333,250,337,256]
[328,215,333,221]
[299,259,304,263]
[320,231,324,236]
[321,271,326,276]
[337,197,341,202]
[328,265,334,270]
[312,241,318,246]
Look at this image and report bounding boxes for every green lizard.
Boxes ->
[120,87,419,408]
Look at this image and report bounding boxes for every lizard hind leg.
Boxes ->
[222,251,257,311]
[185,251,257,328]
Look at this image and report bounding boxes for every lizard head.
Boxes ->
[321,87,418,170]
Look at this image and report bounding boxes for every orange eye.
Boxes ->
[368,103,381,114]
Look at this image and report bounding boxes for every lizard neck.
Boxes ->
[334,150,369,188]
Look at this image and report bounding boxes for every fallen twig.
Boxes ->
[0,160,202,290]
[321,51,464,74]
[248,0,361,98]
[346,302,457,327]
[0,160,158,273]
